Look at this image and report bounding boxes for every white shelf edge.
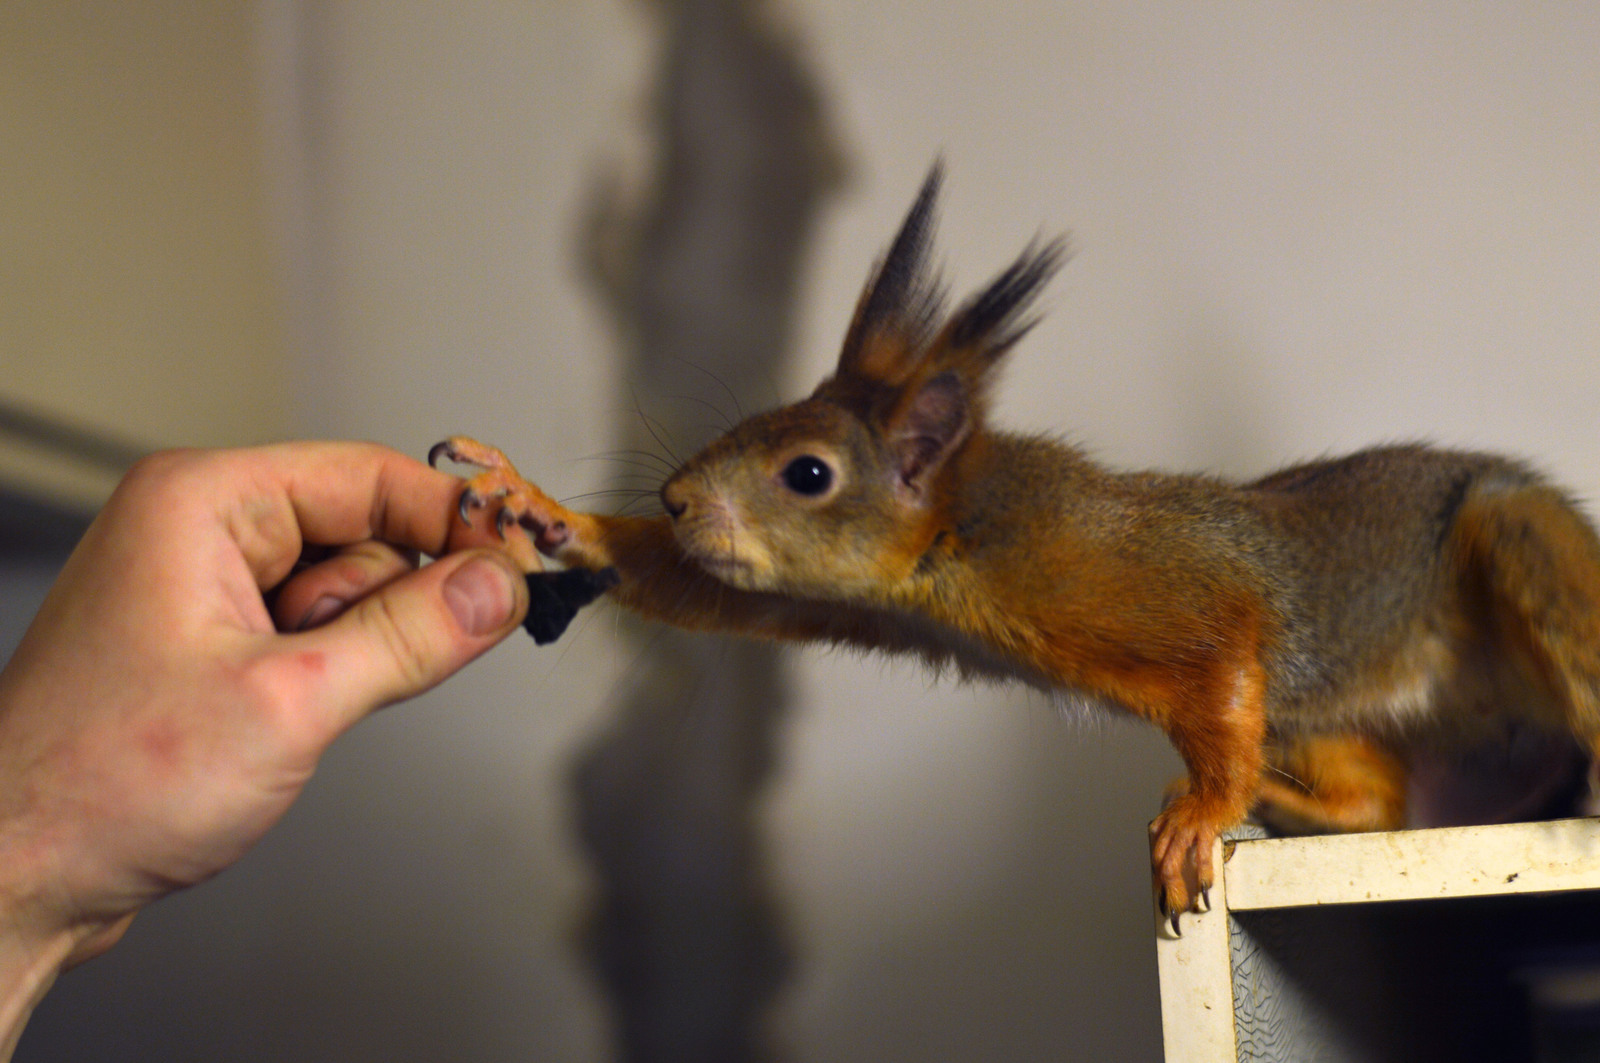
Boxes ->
[1223,817,1600,911]
[1156,838,1239,1062]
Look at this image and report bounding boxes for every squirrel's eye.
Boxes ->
[781,455,834,497]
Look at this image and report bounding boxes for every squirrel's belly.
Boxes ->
[1270,623,1568,738]
[888,606,1060,690]
[1270,626,1456,732]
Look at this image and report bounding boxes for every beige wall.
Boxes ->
[16,4,1600,1061]
[0,4,289,507]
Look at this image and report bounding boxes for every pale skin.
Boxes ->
[0,442,529,1059]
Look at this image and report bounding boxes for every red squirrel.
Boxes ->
[434,164,1600,930]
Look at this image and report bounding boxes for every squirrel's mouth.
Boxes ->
[695,554,753,584]
[671,495,768,588]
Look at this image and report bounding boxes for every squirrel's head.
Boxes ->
[661,163,1065,598]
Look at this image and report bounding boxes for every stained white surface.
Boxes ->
[1227,819,1600,910]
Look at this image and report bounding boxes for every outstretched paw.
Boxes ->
[1148,793,1223,935]
[431,437,618,645]
[430,436,575,567]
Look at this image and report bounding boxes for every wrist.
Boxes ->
[0,896,77,1063]
[0,826,104,1062]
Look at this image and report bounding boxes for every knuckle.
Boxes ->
[317,543,411,599]
[113,448,206,502]
[230,654,329,756]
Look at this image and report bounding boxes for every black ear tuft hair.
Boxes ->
[838,161,948,374]
[947,236,1068,359]
[834,164,1069,401]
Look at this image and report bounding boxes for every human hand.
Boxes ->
[0,442,527,1046]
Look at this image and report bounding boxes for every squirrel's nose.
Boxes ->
[661,480,687,520]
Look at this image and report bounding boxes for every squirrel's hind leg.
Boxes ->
[1249,733,1407,835]
[1453,484,1600,805]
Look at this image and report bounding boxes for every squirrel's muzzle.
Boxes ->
[661,477,688,520]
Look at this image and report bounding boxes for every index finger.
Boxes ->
[220,441,489,589]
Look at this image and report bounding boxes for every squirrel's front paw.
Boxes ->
[430,436,574,569]
[1148,793,1224,934]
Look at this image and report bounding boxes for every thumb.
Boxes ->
[290,549,528,731]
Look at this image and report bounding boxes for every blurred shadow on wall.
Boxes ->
[0,491,92,658]
[569,0,843,1060]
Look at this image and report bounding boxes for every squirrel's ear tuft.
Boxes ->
[936,236,1068,385]
[830,165,1067,430]
[890,371,970,501]
[836,161,947,384]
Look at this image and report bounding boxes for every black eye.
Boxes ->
[781,455,834,497]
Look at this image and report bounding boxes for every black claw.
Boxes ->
[428,441,453,469]
[1170,912,1182,936]
[1201,887,1212,912]
[458,489,480,524]
[496,507,516,540]
[1156,892,1168,917]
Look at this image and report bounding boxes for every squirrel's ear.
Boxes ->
[836,162,946,385]
[934,237,1067,390]
[889,371,970,501]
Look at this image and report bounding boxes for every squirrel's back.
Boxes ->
[1242,444,1550,730]
[951,436,1561,734]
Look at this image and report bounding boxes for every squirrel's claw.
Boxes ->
[1155,888,1183,936]
[458,487,482,524]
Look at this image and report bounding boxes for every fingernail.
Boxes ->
[442,554,518,636]
[296,595,344,631]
